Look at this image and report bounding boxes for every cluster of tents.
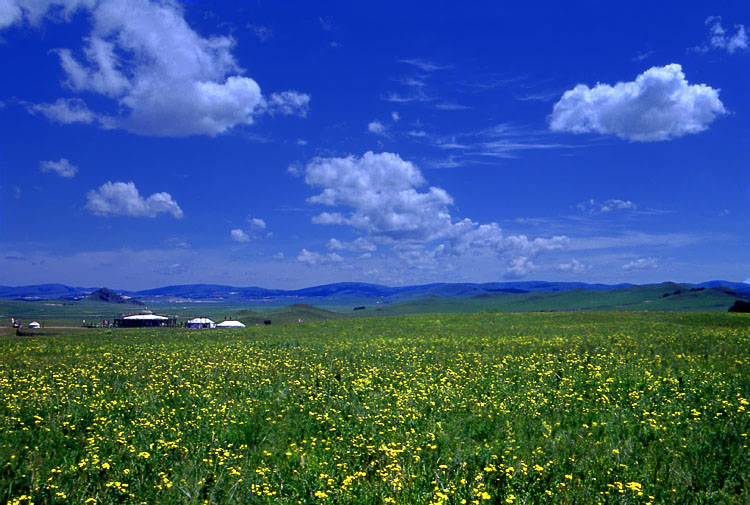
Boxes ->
[10,313,248,330]
[115,311,246,329]
[186,317,245,329]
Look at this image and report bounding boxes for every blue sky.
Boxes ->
[1,0,748,290]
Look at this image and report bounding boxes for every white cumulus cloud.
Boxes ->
[86,181,183,218]
[305,151,453,242]
[557,259,588,274]
[296,248,344,267]
[622,257,658,271]
[550,64,726,141]
[248,217,266,230]
[40,158,77,178]
[304,151,568,277]
[505,256,538,279]
[327,237,376,252]
[368,121,386,135]
[230,216,268,242]
[5,0,309,137]
[230,229,250,243]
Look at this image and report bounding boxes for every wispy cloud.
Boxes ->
[426,155,464,169]
[247,24,272,42]
[576,199,636,214]
[568,232,701,251]
[514,90,560,102]
[470,140,570,159]
[383,61,447,105]
[423,123,575,161]
[382,90,433,103]
[164,237,190,249]
[436,139,470,149]
[399,58,450,72]
[434,102,472,111]
[394,75,427,88]
[155,263,188,275]
[632,49,654,62]
[694,16,748,54]
[456,75,526,92]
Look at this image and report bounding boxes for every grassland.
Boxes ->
[1,282,743,329]
[1,311,748,504]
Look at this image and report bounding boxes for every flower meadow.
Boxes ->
[1,311,748,504]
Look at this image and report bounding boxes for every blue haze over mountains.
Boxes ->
[1,281,748,302]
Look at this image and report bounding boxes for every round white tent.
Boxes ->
[186,317,215,329]
[28,321,41,329]
[124,314,169,322]
[115,311,176,328]
[216,320,246,328]
[122,314,169,327]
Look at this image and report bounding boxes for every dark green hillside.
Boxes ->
[356,282,746,315]
[232,304,346,325]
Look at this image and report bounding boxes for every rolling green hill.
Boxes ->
[231,304,346,325]
[353,282,747,316]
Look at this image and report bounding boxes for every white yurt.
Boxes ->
[216,320,246,328]
[122,313,169,327]
[28,321,41,329]
[186,317,215,329]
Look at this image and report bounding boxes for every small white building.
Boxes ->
[186,317,215,329]
[114,310,176,328]
[122,313,169,327]
[28,321,41,329]
[216,320,246,328]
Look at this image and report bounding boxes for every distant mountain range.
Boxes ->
[1,280,748,303]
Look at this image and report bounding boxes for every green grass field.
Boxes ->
[1,312,748,504]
